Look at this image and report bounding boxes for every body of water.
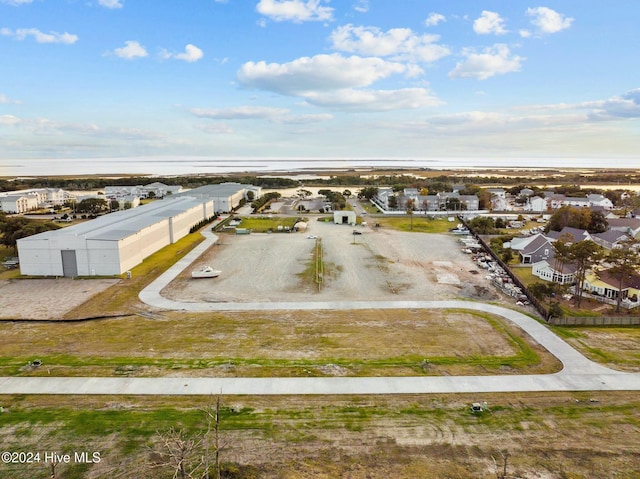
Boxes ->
[1,156,639,178]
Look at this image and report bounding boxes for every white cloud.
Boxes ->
[195,123,234,134]
[526,7,573,34]
[473,11,507,35]
[330,24,450,63]
[1,28,78,44]
[112,40,148,59]
[191,105,333,124]
[519,29,531,38]
[0,0,32,5]
[98,0,123,8]
[353,0,368,13]
[425,13,445,27]
[256,0,333,23]
[448,44,523,80]
[0,114,21,125]
[162,44,204,62]
[0,93,19,104]
[281,113,333,124]
[238,54,410,95]
[587,89,640,121]
[304,88,441,111]
[192,106,290,120]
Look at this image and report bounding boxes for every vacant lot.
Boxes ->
[0,278,118,319]
[164,221,498,303]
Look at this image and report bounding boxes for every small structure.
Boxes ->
[333,211,356,226]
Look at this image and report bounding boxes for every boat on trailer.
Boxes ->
[191,266,221,279]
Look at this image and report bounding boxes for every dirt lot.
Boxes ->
[164,221,499,303]
[0,278,118,320]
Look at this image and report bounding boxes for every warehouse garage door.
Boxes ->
[61,250,78,277]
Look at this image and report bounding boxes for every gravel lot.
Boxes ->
[163,220,499,303]
[0,278,119,320]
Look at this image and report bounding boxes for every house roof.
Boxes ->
[594,230,629,244]
[521,234,553,255]
[596,268,640,290]
[557,227,591,242]
[535,260,578,275]
[608,218,640,230]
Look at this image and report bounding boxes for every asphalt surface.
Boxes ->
[2,228,640,396]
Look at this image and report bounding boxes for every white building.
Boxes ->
[0,194,38,213]
[171,182,259,213]
[17,196,214,277]
[524,196,548,212]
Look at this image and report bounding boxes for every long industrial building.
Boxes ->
[17,196,214,277]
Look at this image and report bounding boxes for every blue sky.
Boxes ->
[1,0,639,166]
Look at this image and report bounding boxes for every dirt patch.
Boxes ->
[0,278,119,320]
[163,222,500,304]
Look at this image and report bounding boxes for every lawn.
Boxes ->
[226,216,305,233]
[375,216,455,233]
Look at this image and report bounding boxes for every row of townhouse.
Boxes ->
[0,188,70,213]
[375,187,479,211]
[523,193,615,212]
[103,181,183,200]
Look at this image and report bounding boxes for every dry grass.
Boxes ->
[2,391,640,478]
[0,309,559,377]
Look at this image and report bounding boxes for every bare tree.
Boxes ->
[151,427,204,479]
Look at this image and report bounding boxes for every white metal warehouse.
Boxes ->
[17,196,214,277]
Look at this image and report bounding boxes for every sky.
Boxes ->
[1,0,639,168]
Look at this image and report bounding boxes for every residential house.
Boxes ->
[519,188,534,197]
[546,227,593,244]
[593,230,631,250]
[487,188,506,198]
[607,218,640,238]
[583,268,640,304]
[524,196,547,212]
[587,194,614,210]
[532,260,577,284]
[519,234,555,264]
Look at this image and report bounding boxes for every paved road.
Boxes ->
[2,229,640,396]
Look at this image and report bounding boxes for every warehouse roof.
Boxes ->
[19,196,209,243]
[171,182,246,198]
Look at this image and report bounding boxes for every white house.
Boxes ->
[0,194,39,213]
[532,260,577,284]
[587,194,614,210]
[524,196,547,212]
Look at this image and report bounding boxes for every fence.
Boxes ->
[458,216,549,320]
[549,316,640,326]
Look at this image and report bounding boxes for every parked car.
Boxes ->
[352,230,362,235]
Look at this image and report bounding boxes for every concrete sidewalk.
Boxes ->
[2,228,639,396]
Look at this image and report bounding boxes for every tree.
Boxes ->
[607,239,640,312]
[587,210,608,233]
[358,186,378,200]
[547,205,591,232]
[109,199,119,211]
[246,190,255,202]
[0,217,60,253]
[75,198,108,214]
[296,189,312,199]
[388,195,398,209]
[342,189,352,197]
[468,216,496,235]
[568,240,602,307]
[405,198,415,230]
[495,218,506,229]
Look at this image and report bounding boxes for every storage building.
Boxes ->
[17,196,214,277]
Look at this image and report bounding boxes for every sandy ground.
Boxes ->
[0,278,119,320]
[163,221,500,303]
